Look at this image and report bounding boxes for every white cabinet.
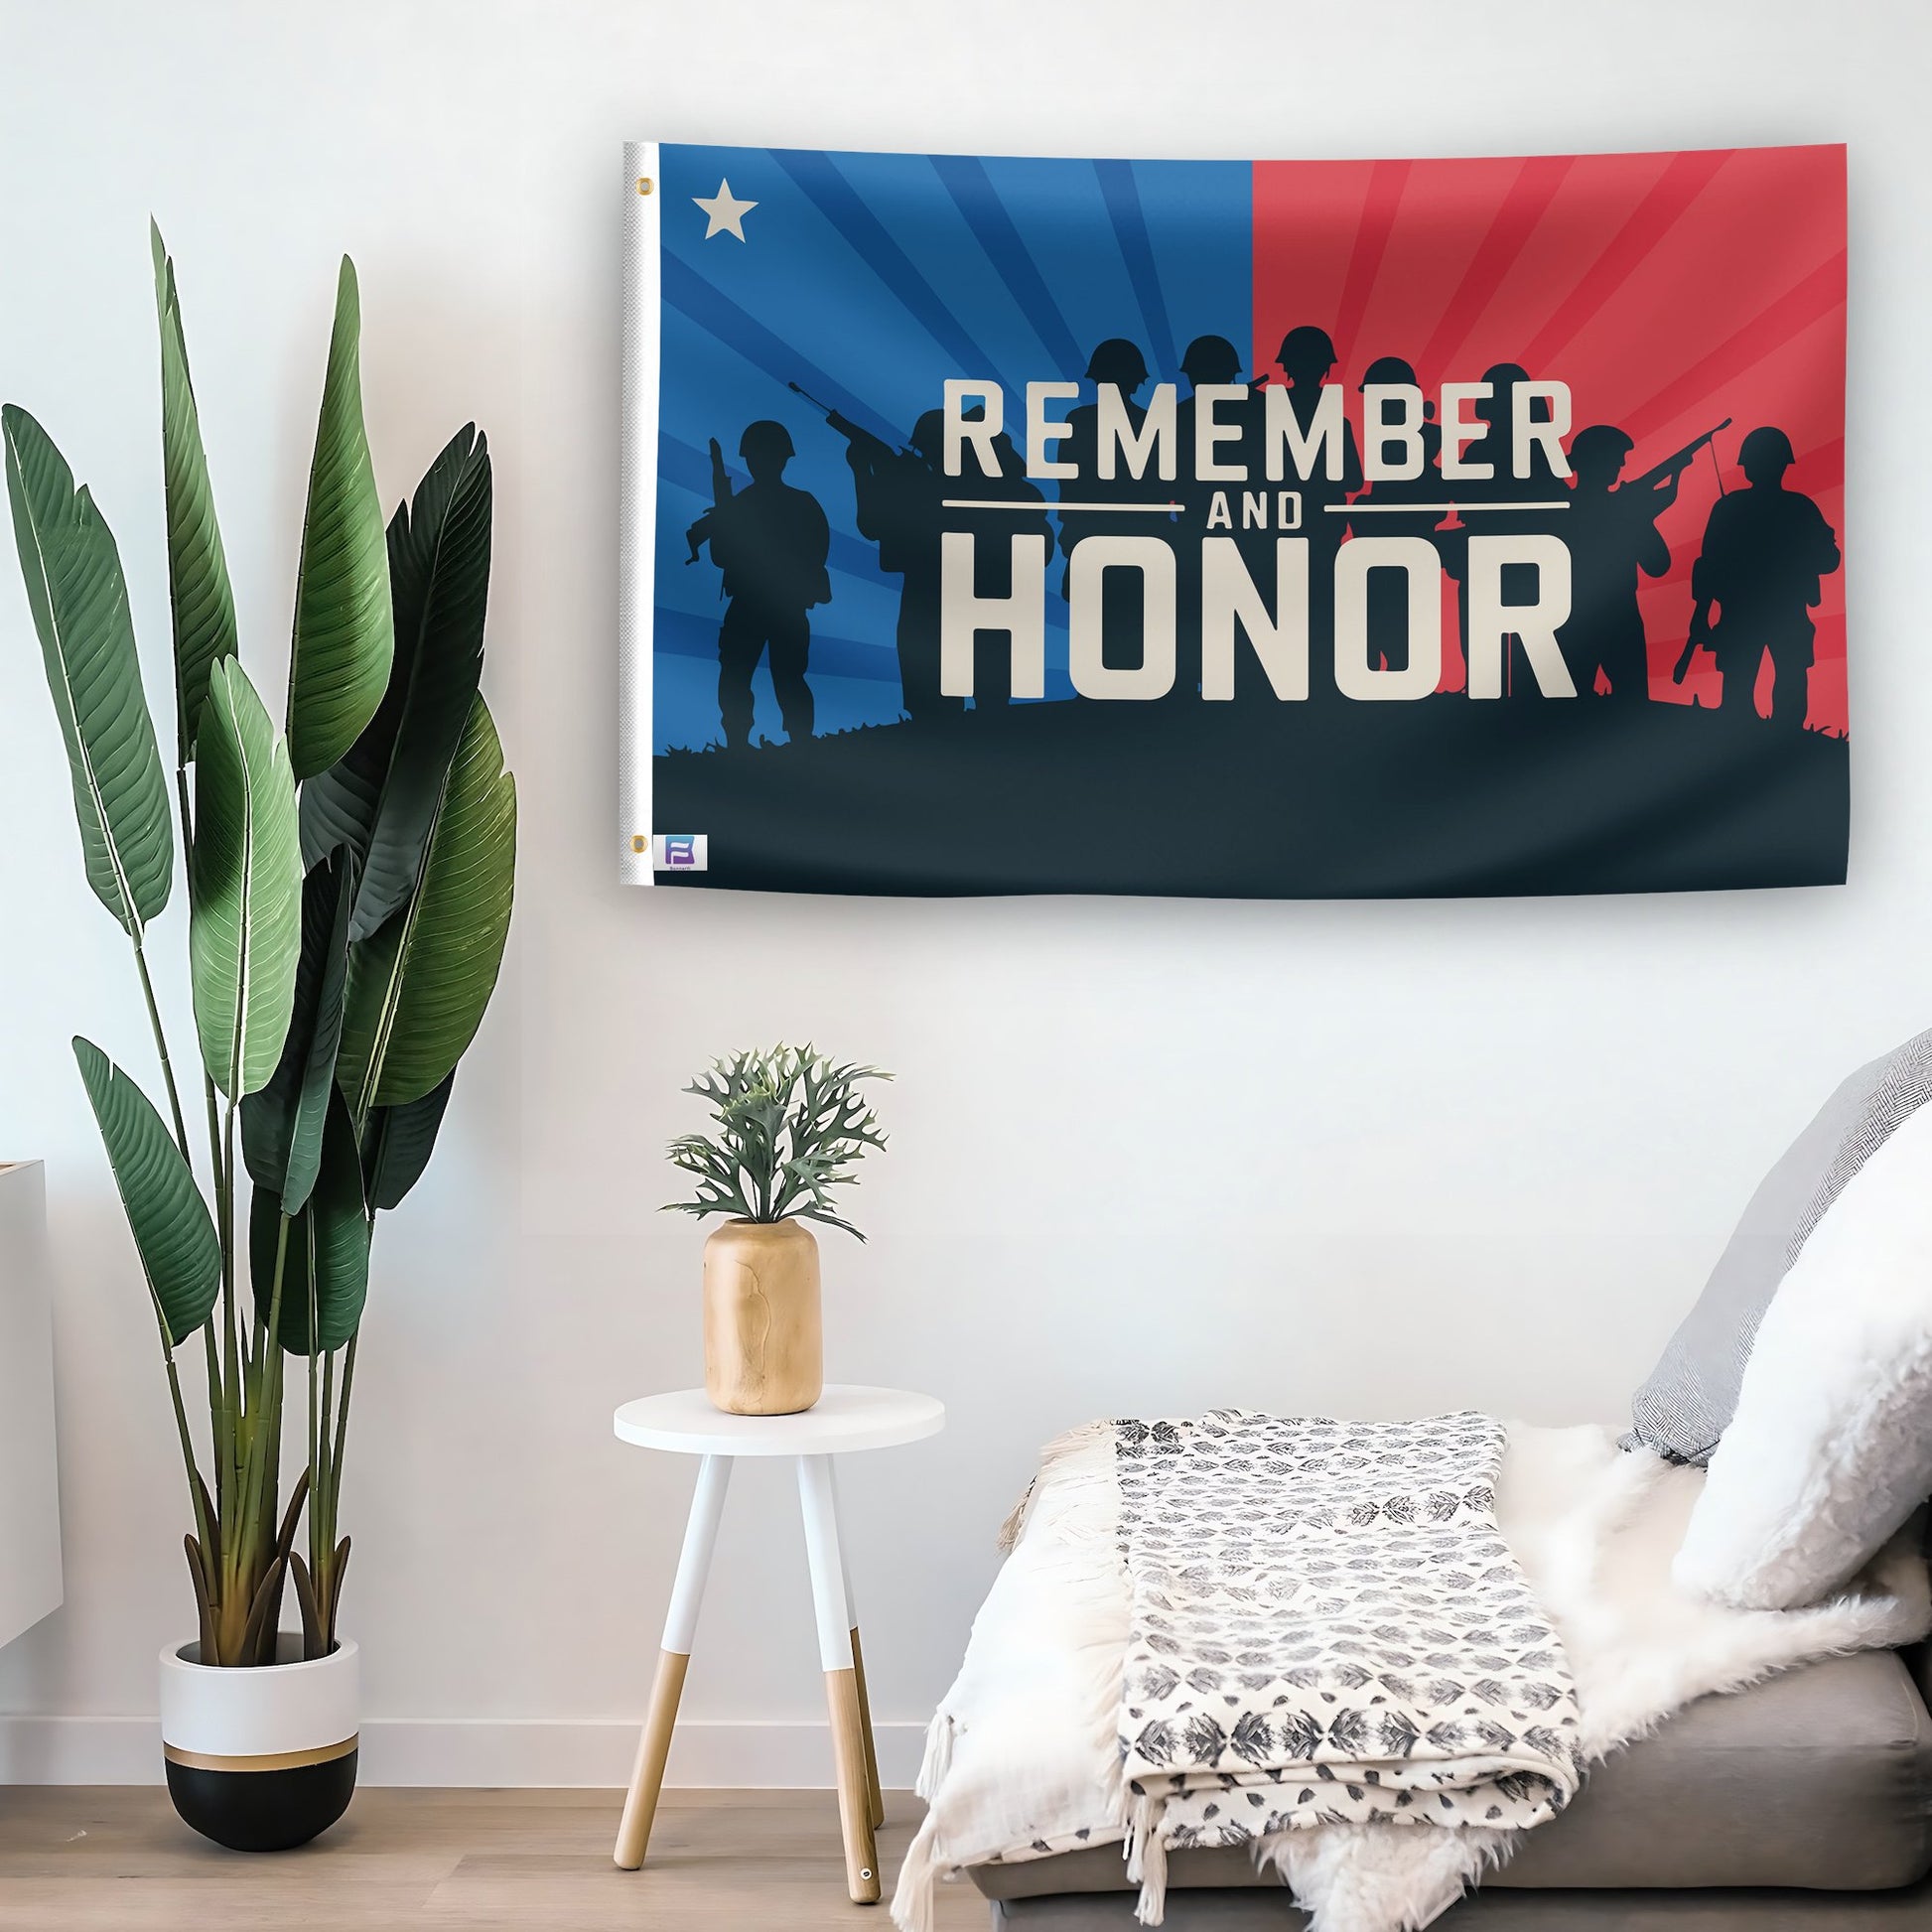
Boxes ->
[0,1163,62,1648]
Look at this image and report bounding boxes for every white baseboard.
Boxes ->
[0,1715,929,1788]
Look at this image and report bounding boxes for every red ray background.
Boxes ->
[1252,147,1848,731]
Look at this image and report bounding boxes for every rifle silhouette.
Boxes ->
[683,436,733,566]
[787,381,911,460]
[1648,419,1733,682]
[1632,416,1730,494]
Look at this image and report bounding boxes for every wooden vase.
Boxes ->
[702,1218,823,1416]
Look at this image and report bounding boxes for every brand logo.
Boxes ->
[651,834,708,872]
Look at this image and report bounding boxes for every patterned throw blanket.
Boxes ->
[1113,1412,1584,1917]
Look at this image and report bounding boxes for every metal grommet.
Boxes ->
[630,835,648,853]
[636,176,653,196]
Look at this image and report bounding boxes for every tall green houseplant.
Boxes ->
[4,226,515,1666]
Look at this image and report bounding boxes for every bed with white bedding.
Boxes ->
[895,1419,1931,1932]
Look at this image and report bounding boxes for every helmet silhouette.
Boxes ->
[739,419,795,462]
[910,408,946,457]
[1277,325,1338,377]
[1570,424,1634,476]
[1358,354,1419,390]
[1476,363,1531,425]
[1738,425,1796,474]
[1084,338,1150,388]
[1180,335,1242,384]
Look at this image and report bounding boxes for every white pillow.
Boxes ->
[1672,1096,1932,1610]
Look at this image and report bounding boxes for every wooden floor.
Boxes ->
[0,1787,987,1930]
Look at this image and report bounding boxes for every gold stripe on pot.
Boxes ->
[163,1735,358,1774]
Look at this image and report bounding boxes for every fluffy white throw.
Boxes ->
[894,1421,1930,1932]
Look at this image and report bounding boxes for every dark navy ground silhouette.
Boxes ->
[664,346,1845,897]
[685,419,830,750]
[1683,425,1844,732]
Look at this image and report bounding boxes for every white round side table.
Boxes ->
[610,1384,945,1903]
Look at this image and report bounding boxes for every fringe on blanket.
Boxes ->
[998,1419,1113,1553]
[914,1711,953,1802]
[1124,1790,1169,1926]
[895,1814,944,1932]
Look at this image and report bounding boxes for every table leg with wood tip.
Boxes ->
[830,1460,886,1830]
[798,1452,882,1903]
[614,1453,733,1870]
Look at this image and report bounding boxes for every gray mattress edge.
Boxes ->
[966,1646,1932,1904]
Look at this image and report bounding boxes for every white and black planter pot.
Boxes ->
[159,1636,358,1852]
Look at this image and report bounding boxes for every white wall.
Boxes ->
[1,0,1928,1786]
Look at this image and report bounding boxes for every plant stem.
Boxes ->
[217,1096,242,1569]
[238,1214,290,1580]
[129,937,191,1168]
[319,1333,356,1650]
[220,1212,288,1662]
[313,1345,337,1625]
[331,1332,356,1494]
[307,1328,321,1548]
[174,763,195,854]
[201,1077,229,1517]
[126,766,224,1639]
[220,1095,239,1405]
[163,1352,209,1539]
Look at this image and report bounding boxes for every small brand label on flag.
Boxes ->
[651,834,708,872]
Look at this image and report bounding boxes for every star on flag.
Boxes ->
[693,179,758,241]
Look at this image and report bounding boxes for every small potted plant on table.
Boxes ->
[666,1045,889,1416]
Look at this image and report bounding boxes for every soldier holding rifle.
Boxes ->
[796,380,1046,720]
[1560,417,1726,705]
[1678,425,1840,731]
[684,419,831,750]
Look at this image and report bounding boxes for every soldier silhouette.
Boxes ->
[689,419,830,749]
[1174,334,1254,525]
[839,407,945,720]
[1558,424,1678,703]
[1687,426,1841,731]
[1059,339,1172,685]
[1353,352,1444,676]
[1174,334,1261,700]
[1443,362,1562,696]
[839,403,1048,720]
[1270,325,1362,691]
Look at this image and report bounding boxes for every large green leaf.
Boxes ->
[250,1088,369,1355]
[287,258,392,780]
[339,694,514,1115]
[301,425,490,940]
[190,658,303,1099]
[361,1070,455,1212]
[73,1036,219,1348]
[3,405,174,936]
[241,848,354,1213]
[151,223,237,762]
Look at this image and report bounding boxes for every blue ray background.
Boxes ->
[652,144,1252,752]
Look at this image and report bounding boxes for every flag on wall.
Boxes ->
[619,140,1848,898]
